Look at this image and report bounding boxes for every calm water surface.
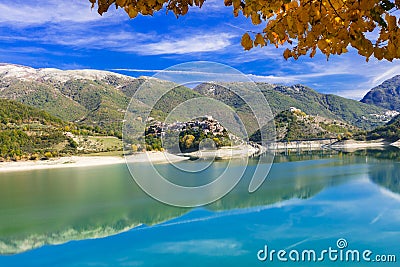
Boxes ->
[0,149,399,266]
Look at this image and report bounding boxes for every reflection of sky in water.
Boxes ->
[0,152,399,266]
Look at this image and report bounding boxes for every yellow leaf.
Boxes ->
[91,0,400,61]
[251,13,262,25]
[126,6,138,18]
[310,48,317,58]
[116,0,128,7]
[241,33,253,50]
[224,0,232,6]
[283,48,291,59]
[317,39,328,50]
[254,33,266,47]
[287,16,294,30]
[374,47,384,60]
[386,15,397,31]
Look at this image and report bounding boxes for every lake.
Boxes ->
[0,148,399,266]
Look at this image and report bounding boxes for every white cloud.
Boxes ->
[332,89,371,100]
[123,33,235,55]
[144,239,247,256]
[0,0,119,26]
[112,68,297,84]
[269,53,400,99]
[371,65,400,85]
[246,73,297,83]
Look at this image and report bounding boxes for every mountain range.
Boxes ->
[0,63,399,157]
[194,82,393,130]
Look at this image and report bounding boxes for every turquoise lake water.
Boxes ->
[0,149,399,266]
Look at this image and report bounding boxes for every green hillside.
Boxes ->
[0,80,86,121]
[250,108,356,142]
[0,99,76,160]
[366,115,400,142]
[0,98,127,160]
[194,82,389,130]
[0,67,203,139]
[1,64,397,149]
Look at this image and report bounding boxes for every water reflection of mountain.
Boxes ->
[274,147,400,196]
[0,165,188,255]
[368,161,400,195]
[348,146,400,160]
[208,154,364,211]
[0,151,370,255]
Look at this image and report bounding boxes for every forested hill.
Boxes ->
[0,64,202,138]
[367,115,400,142]
[0,98,76,160]
[1,64,399,145]
[194,82,393,130]
[0,98,64,125]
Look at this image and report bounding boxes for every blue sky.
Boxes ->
[0,0,399,100]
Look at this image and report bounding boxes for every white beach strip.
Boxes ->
[0,156,125,173]
[181,145,259,160]
[126,151,189,164]
[329,139,390,149]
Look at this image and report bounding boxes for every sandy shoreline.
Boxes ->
[1,139,398,173]
[267,139,396,151]
[0,152,192,173]
[0,156,126,173]
[182,145,259,159]
[268,139,334,150]
[126,151,189,163]
[329,139,390,149]
[0,146,258,173]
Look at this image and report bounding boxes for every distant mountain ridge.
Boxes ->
[0,63,128,83]
[0,64,143,136]
[194,82,391,130]
[361,75,400,111]
[0,63,397,139]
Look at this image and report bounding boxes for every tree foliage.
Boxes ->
[90,0,400,61]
